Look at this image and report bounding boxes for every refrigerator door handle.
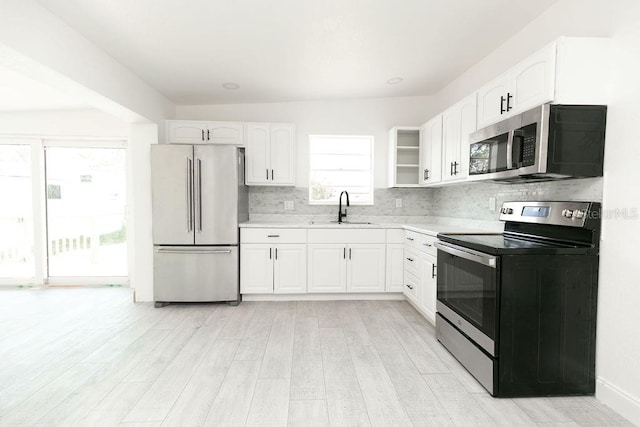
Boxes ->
[155,248,232,255]
[186,157,193,232]
[195,157,202,232]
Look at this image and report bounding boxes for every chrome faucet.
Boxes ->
[338,191,350,223]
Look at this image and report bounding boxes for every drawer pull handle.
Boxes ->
[267,235,280,238]
[406,284,414,290]
[406,237,414,241]
[423,243,432,247]
[406,257,414,262]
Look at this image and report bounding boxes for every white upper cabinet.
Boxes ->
[245,124,270,183]
[476,38,611,130]
[509,45,556,114]
[166,120,244,144]
[419,114,443,186]
[207,122,244,144]
[477,44,556,129]
[269,124,296,185]
[246,123,296,186]
[477,73,510,130]
[441,93,476,182]
[387,127,421,187]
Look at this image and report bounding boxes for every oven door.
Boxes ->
[435,241,499,356]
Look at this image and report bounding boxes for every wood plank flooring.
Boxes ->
[0,287,633,426]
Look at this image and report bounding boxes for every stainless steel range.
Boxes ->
[435,201,601,397]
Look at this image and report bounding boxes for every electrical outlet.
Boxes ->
[284,200,294,210]
[489,197,497,211]
[395,198,403,208]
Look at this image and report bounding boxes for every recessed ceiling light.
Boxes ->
[387,77,404,85]
[222,82,240,90]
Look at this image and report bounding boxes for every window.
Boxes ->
[309,135,373,205]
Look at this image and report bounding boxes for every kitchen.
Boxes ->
[0,0,639,426]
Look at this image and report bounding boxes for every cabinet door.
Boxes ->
[245,124,270,184]
[347,244,385,292]
[207,122,244,145]
[273,244,307,294]
[403,271,419,304]
[166,121,207,144]
[441,105,460,182]
[270,124,296,185]
[419,115,443,185]
[509,44,556,114]
[240,244,273,294]
[419,253,437,325]
[385,244,404,292]
[457,94,477,180]
[476,73,509,129]
[307,244,347,293]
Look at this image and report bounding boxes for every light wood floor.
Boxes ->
[0,288,632,427]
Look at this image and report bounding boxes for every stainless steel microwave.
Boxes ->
[468,104,607,183]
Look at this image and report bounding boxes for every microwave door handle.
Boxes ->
[512,133,523,167]
[506,130,514,169]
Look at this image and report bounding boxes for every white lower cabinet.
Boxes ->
[240,243,306,294]
[346,244,386,292]
[418,253,437,324]
[385,244,404,292]
[307,244,347,293]
[240,244,273,294]
[403,271,419,304]
[404,230,438,326]
[307,243,385,293]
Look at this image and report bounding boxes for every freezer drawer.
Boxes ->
[154,246,239,302]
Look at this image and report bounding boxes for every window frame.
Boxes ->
[308,134,374,206]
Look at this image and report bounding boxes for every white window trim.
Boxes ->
[308,134,374,206]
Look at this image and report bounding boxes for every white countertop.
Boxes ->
[239,220,491,236]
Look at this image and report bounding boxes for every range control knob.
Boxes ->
[562,209,574,218]
[573,210,585,219]
[507,208,514,214]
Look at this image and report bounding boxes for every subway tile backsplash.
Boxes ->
[248,178,603,223]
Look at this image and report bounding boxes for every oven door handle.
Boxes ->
[434,241,497,268]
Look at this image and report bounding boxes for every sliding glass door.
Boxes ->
[0,139,128,285]
[0,144,35,279]
[45,147,127,277]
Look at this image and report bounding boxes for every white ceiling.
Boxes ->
[0,66,88,112]
[38,0,558,105]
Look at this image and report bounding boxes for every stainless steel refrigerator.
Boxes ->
[151,144,248,306]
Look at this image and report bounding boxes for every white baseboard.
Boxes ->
[241,293,404,301]
[596,378,640,425]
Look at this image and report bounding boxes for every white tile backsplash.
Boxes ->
[248,178,603,224]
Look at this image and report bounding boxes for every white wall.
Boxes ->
[0,109,129,138]
[0,1,174,127]
[430,0,640,423]
[594,18,640,423]
[177,96,434,188]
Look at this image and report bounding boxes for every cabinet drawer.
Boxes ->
[386,228,405,244]
[307,228,385,244]
[418,234,437,256]
[241,228,307,243]
[404,248,420,277]
[404,230,422,250]
[404,271,419,303]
